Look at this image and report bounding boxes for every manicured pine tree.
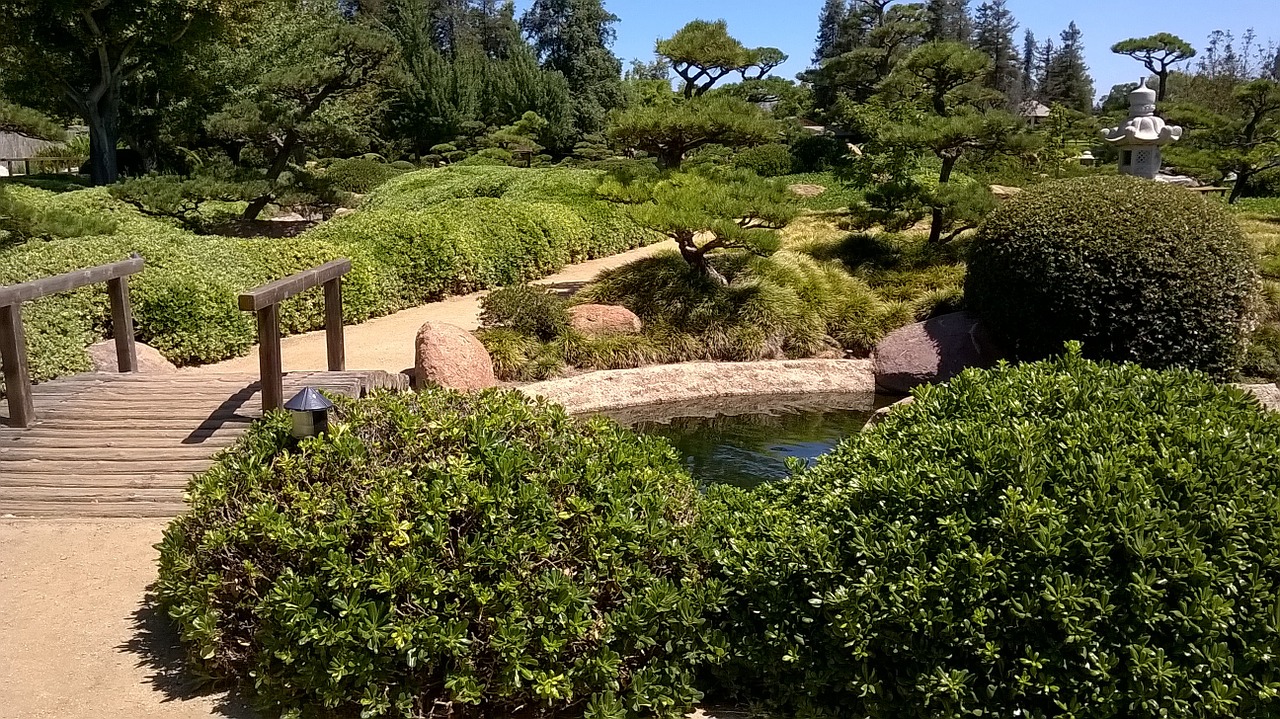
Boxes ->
[1111,33,1196,101]
[1042,22,1095,112]
[520,0,624,139]
[924,0,972,45]
[973,0,1022,103]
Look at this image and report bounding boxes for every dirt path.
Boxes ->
[0,520,251,719]
[186,241,676,376]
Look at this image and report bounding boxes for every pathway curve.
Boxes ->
[186,241,676,376]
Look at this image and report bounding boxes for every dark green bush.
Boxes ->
[156,389,725,719]
[966,176,1258,378]
[787,134,847,173]
[324,157,402,193]
[479,284,570,341]
[711,347,1280,718]
[732,144,792,178]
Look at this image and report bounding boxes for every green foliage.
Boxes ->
[156,388,725,719]
[519,0,624,140]
[656,20,787,98]
[1169,79,1280,203]
[479,284,570,341]
[0,184,118,245]
[711,348,1280,718]
[966,176,1259,378]
[1110,33,1195,100]
[732,144,792,177]
[786,134,848,173]
[323,157,404,193]
[107,173,256,232]
[606,94,779,169]
[0,101,66,141]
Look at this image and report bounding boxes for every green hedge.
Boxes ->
[156,389,725,719]
[0,167,655,390]
[710,347,1280,717]
[966,176,1259,378]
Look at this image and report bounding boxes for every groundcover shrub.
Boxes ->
[156,389,727,719]
[709,346,1280,718]
[323,157,405,193]
[966,175,1259,378]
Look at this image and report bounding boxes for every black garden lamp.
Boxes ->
[283,387,334,439]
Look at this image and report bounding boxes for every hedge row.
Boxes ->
[156,352,1280,718]
[0,168,653,389]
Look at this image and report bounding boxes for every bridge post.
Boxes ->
[257,304,284,412]
[0,303,34,428]
[107,276,137,373]
[324,277,345,372]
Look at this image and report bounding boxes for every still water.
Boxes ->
[598,394,887,489]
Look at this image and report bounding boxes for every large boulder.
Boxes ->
[873,311,1002,395]
[567,304,642,337]
[414,321,496,391]
[87,340,177,374]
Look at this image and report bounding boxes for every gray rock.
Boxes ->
[873,311,1002,395]
[86,340,177,374]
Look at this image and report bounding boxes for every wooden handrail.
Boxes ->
[0,254,144,428]
[239,259,350,412]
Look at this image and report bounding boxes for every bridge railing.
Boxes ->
[0,254,144,427]
[0,157,81,176]
[238,258,349,412]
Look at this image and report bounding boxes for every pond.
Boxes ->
[598,393,891,489]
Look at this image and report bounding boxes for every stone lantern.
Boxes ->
[1101,77,1182,179]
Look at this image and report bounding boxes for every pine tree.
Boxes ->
[520,0,624,138]
[1041,22,1094,112]
[925,0,972,44]
[972,0,1020,102]
[1021,29,1037,100]
[813,0,850,64]
[1036,38,1055,99]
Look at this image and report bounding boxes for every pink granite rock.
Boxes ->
[567,304,642,337]
[414,322,496,391]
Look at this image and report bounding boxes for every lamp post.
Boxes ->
[283,387,334,439]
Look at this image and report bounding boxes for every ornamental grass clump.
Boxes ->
[966,175,1259,378]
[156,389,726,719]
[708,346,1280,718]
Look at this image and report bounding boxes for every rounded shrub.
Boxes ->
[966,175,1258,378]
[711,347,1280,718]
[156,389,726,719]
[732,143,792,178]
[480,284,570,340]
[324,157,401,193]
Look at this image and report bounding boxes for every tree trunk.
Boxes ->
[658,145,686,171]
[241,132,302,221]
[929,156,958,244]
[678,238,728,286]
[1156,70,1168,102]
[82,80,123,186]
[1229,170,1248,205]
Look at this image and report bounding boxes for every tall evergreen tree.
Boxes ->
[520,0,623,138]
[1021,29,1037,101]
[807,1,928,109]
[812,0,850,64]
[924,0,972,44]
[972,0,1020,102]
[1042,22,1094,112]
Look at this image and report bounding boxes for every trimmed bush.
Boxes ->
[711,347,1280,718]
[966,176,1258,378]
[156,389,725,719]
[480,284,570,341]
[324,157,402,193]
[732,143,792,178]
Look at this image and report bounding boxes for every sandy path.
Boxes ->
[0,520,251,719]
[185,241,676,376]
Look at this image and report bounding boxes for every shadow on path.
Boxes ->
[118,592,259,719]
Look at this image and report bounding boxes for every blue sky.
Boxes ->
[533,0,1280,101]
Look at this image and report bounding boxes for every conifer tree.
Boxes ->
[808,2,929,108]
[1021,29,1038,100]
[520,0,624,138]
[1042,22,1094,112]
[924,0,972,45]
[1110,33,1196,101]
[813,0,850,64]
[972,0,1021,103]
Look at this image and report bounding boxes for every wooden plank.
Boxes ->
[0,502,189,518]
[0,446,223,461]
[324,277,346,372]
[238,259,351,311]
[0,475,192,489]
[0,459,214,474]
[0,302,34,428]
[0,254,144,306]
[0,487,189,503]
[106,275,138,373]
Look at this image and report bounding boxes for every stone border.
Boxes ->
[519,359,876,416]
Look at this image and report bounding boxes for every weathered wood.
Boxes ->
[325,277,346,372]
[257,305,283,411]
[0,254,143,307]
[0,303,34,428]
[238,258,351,312]
[106,275,137,373]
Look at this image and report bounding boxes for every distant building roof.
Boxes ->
[0,131,54,158]
[1019,101,1052,119]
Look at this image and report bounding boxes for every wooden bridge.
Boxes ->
[0,257,408,518]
